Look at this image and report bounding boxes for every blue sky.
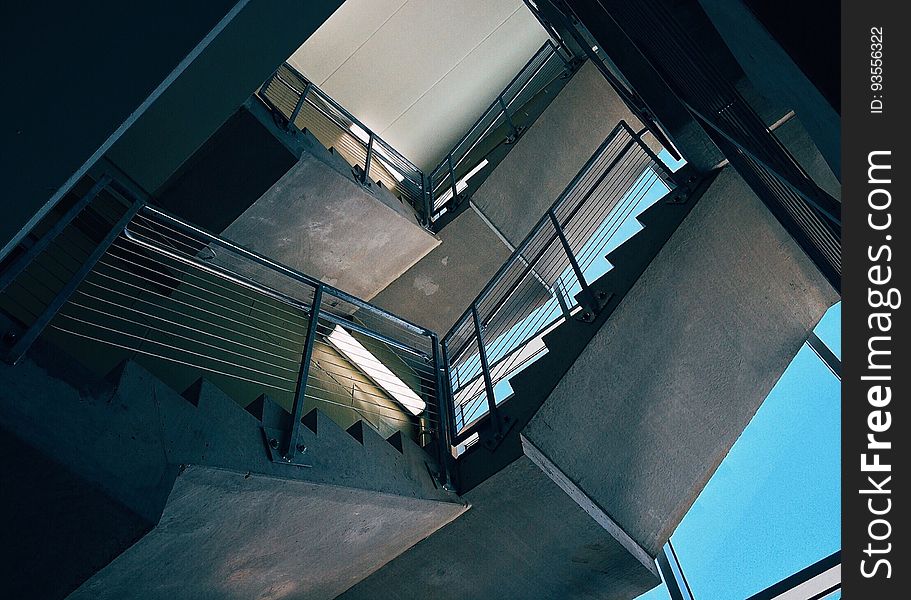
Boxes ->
[638,302,841,599]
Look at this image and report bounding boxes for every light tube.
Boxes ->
[327,324,426,416]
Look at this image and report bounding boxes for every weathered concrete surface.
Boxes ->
[372,62,648,333]
[472,61,645,246]
[338,456,659,600]
[371,208,512,334]
[0,336,464,599]
[221,150,439,301]
[522,166,838,556]
[774,117,840,200]
[68,465,465,600]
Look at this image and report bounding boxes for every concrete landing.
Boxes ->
[68,465,465,600]
[522,167,838,556]
[338,456,658,600]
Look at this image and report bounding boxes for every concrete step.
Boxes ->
[2,329,464,600]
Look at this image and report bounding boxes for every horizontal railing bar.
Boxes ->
[442,122,634,347]
[140,205,436,339]
[123,224,433,361]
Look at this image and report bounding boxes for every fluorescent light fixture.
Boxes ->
[327,324,426,416]
[462,158,489,182]
[435,159,489,207]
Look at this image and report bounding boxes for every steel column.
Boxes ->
[447,155,459,206]
[363,134,375,184]
[286,82,312,131]
[497,96,520,141]
[285,284,323,462]
[548,208,598,315]
[472,305,502,436]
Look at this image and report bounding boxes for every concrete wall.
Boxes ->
[340,456,659,600]
[1,338,464,598]
[472,61,643,246]
[221,149,439,302]
[372,208,512,335]
[105,0,344,195]
[69,466,465,600]
[522,166,838,556]
[698,0,840,178]
[0,0,241,259]
[373,61,647,334]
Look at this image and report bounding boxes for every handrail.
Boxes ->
[142,205,435,341]
[426,40,575,222]
[0,170,450,481]
[258,63,429,224]
[440,121,676,441]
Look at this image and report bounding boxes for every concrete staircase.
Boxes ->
[339,166,836,599]
[0,334,465,600]
[0,165,835,600]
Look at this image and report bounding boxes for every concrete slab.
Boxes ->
[338,456,659,600]
[221,151,439,301]
[68,465,466,600]
[371,208,512,334]
[522,167,838,556]
[472,62,646,246]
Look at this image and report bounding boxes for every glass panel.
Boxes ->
[670,332,841,598]
[815,301,841,359]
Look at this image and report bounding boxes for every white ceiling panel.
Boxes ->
[287,0,408,85]
[286,0,548,170]
[380,7,547,169]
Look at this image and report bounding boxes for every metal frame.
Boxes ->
[571,0,841,291]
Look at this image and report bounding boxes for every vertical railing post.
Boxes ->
[447,155,459,207]
[548,209,598,318]
[471,304,502,436]
[554,277,572,321]
[362,133,375,184]
[285,284,323,462]
[287,82,312,132]
[258,70,277,97]
[431,334,454,489]
[421,173,432,227]
[497,95,520,141]
[3,193,145,365]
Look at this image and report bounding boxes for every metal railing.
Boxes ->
[426,40,574,223]
[258,63,429,224]
[588,0,841,291]
[524,0,682,163]
[0,170,450,474]
[441,121,675,441]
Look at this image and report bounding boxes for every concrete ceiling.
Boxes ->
[287,0,549,171]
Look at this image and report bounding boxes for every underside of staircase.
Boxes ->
[0,332,465,600]
[339,166,837,599]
